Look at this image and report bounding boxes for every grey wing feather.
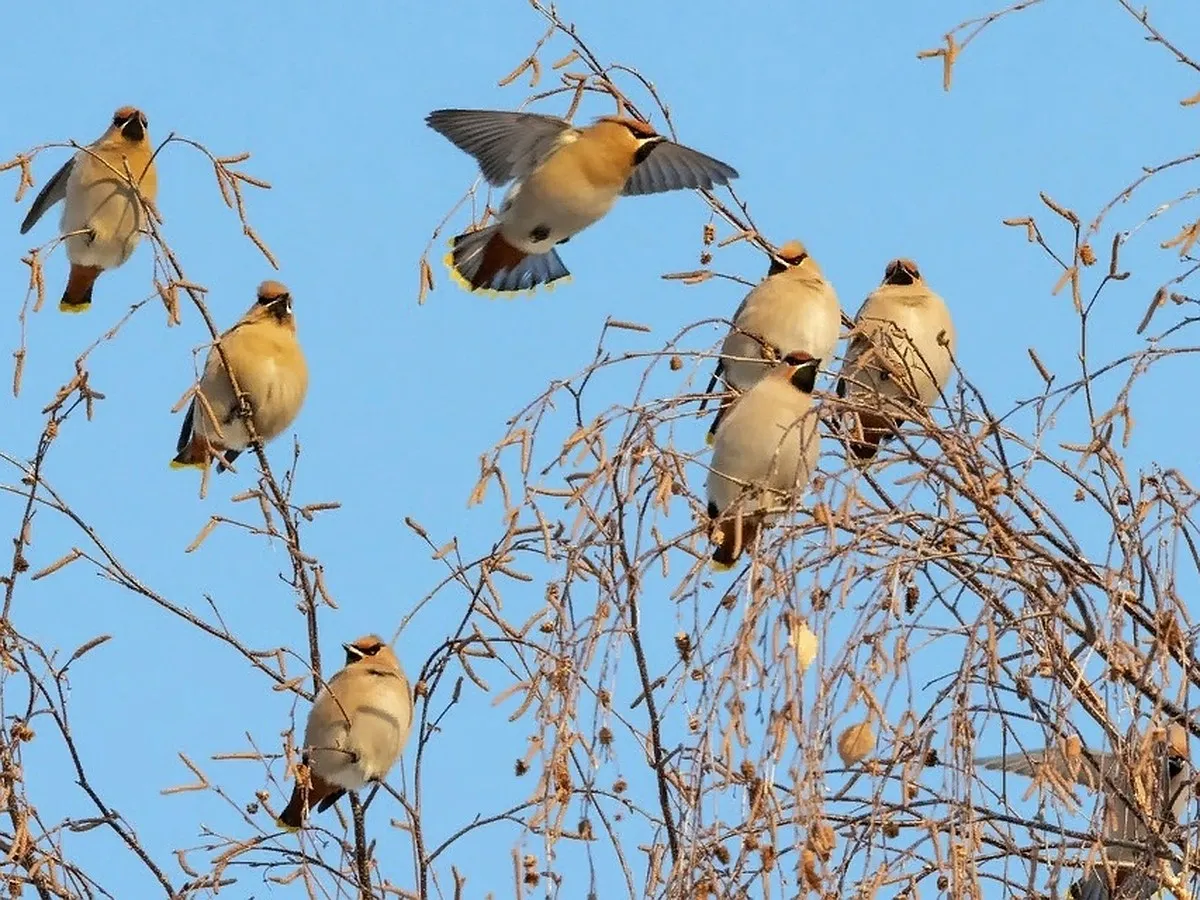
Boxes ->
[975,748,1117,791]
[19,157,74,234]
[623,141,739,196]
[425,109,574,186]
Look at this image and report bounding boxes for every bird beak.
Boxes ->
[342,642,362,659]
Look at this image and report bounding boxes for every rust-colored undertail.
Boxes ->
[60,264,102,313]
[710,512,762,571]
[170,432,212,470]
[847,410,900,461]
[456,230,527,291]
[277,771,345,830]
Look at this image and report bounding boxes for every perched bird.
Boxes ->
[278,635,414,830]
[835,258,955,461]
[706,351,822,570]
[976,725,1191,900]
[703,240,841,445]
[426,108,739,295]
[19,106,158,313]
[171,280,308,473]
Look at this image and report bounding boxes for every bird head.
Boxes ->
[255,281,294,322]
[883,258,921,287]
[768,240,810,276]
[782,350,821,394]
[113,106,149,143]
[342,634,390,665]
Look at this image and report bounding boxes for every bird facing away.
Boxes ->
[171,281,308,473]
[706,351,822,570]
[278,635,414,831]
[975,725,1191,899]
[19,106,158,313]
[425,108,739,295]
[835,258,955,461]
[704,240,841,445]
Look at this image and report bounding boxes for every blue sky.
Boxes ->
[1,1,1199,897]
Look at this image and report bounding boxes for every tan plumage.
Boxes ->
[704,240,841,444]
[425,108,739,295]
[835,258,955,461]
[171,280,308,473]
[976,724,1191,898]
[19,106,157,313]
[278,635,414,830]
[706,352,822,570]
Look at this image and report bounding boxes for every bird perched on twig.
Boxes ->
[975,724,1192,900]
[835,258,955,461]
[19,106,158,313]
[706,351,822,570]
[426,107,739,295]
[171,280,308,474]
[702,240,840,445]
[278,635,414,831]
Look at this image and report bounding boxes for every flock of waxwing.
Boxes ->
[15,104,1193,877]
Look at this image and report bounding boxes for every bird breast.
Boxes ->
[306,673,411,791]
[62,155,150,269]
[708,377,820,516]
[722,277,840,392]
[850,298,954,406]
[500,146,626,250]
[219,332,308,443]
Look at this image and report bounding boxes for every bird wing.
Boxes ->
[425,109,575,186]
[622,140,739,196]
[175,399,196,454]
[975,748,1120,792]
[19,156,74,234]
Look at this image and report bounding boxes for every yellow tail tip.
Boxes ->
[441,250,571,300]
[169,459,207,471]
[58,301,91,314]
[705,430,716,447]
[274,817,300,833]
[709,557,735,573]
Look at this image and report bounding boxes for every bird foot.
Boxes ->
[235,393,253,421]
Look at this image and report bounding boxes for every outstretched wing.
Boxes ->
[623,139,738,196]
[425,109,575,186]
[975,747,1119,792]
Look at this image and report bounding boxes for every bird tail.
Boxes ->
[697,365,722,414]
[845,410,899,462]
[445,225,570,295]
[214,449,241,475]
[276,771,343,831]
[60,264,101,313]
[170,433,210,471]
[709,509,761,571]
[704,397,733,448]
